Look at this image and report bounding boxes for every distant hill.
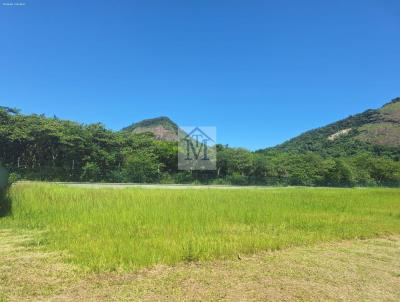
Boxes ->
[261,97,400,157]
[121,116,179,141]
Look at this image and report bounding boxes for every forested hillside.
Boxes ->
[267,98,400,157]
[0,99,399,187]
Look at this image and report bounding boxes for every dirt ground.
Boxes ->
[1,229,399,302]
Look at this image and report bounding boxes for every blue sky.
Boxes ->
[1,0,399,150]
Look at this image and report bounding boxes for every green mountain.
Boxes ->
[263,97,400,157]
[122,116,179,141]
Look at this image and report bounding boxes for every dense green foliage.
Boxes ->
[2,184,400,271]
[0,104,399,187]
[0,108,177,183]
[265,97,400,157]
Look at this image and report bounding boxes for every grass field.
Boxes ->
[2,230,399,301]
[1,183,400,272]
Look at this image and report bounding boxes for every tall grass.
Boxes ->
[1,183,400,271]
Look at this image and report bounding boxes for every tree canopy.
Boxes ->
[0,108,399,187]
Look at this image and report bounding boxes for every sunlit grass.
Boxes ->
[1,183,400,271]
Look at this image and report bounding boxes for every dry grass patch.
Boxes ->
[0,229,79,302]
[67,236,399,302]
[1,232,397,302]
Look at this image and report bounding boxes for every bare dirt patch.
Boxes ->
[1,230,399,302]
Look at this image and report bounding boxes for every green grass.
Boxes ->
[1,183,400,271]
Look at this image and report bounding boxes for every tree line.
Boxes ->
[0,107,399,187]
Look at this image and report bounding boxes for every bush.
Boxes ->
[173,172,193,184]
[226,173,248,186]
[159,173,175,184]
[8,172,21,185]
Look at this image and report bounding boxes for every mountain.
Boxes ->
[262,97,400,157]
[122,116,179,141]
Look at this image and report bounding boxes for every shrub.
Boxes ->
[226,173,248,185]
[8,172,21,185]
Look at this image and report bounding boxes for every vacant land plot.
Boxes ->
[1,230,399,301]
[1,183,399,272]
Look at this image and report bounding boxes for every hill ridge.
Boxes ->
[122,116,179,141]
[259,97,400,156]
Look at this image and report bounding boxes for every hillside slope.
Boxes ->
[264,97,400,157]
[122,116,178,141]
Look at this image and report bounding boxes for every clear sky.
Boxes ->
[1,0,399,150]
